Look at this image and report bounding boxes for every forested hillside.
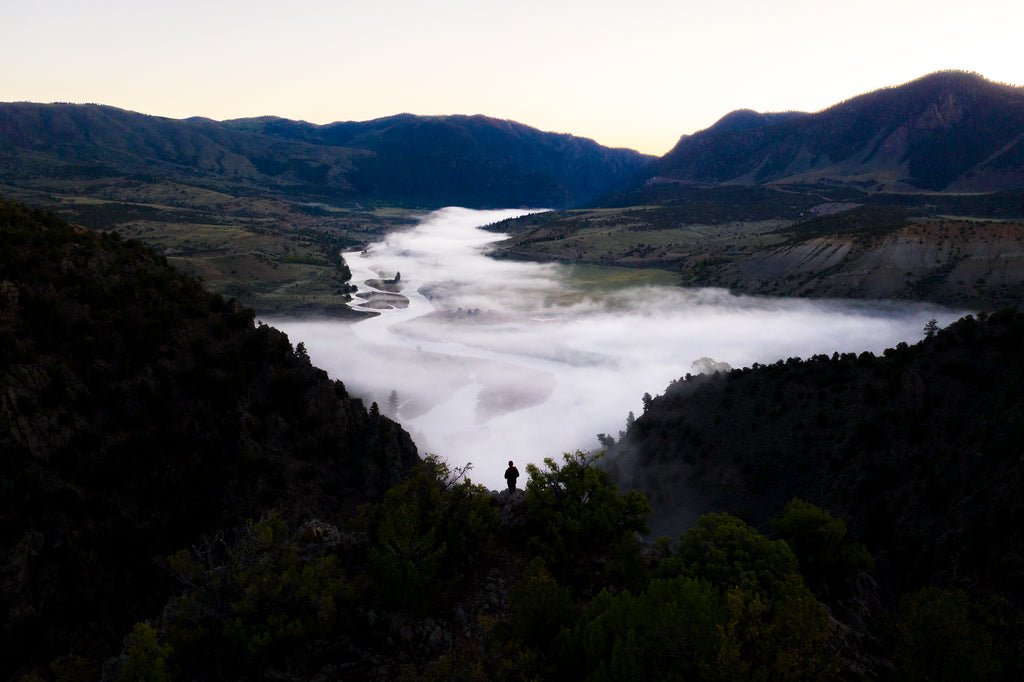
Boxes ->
[608,310,1024,606]
[0,199,418,677]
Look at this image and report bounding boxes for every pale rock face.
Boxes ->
[914,93,967,131]
[706,221,1024,305]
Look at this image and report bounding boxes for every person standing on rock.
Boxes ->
[504,460,520,493]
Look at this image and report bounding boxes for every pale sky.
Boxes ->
[4,0,1022,155]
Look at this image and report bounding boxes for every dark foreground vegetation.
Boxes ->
[3,199,1023,680]
[94,455,849,681]
[0,199,418,678]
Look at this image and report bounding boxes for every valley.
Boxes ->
[3,69,1024,680]
[271,208,959,491]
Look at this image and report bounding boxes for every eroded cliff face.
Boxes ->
[0,199,419,676]
[706,220,1024,307]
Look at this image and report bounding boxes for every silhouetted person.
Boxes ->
[504,460,519,493]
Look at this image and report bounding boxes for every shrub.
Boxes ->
[643,513,835,681]
[891,587,1020,681]
[158,514,356,675]
[770,498,874,600]
[116,622,174,682]
[524,451,650,585]
[362,456,498,610]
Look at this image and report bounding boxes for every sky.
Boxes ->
[4,0,1022,155]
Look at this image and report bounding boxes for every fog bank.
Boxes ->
[270,207,961,490]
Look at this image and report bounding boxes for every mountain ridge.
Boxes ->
[0,104,653,210]
[641,70,1024,193]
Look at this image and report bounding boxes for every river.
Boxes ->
[270,207,959,490]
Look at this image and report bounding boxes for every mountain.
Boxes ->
[0,104,654,209]
[222,113,654,208]
[4,72,1023,319]
[0,198,419,676]
[636,71,1024,193]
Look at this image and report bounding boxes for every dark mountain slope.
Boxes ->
[0,104,653,209]
[607,311,1024,604]
[0,198,419,675]
[641,71,1024,193]
[0,102,365,194]
[701,108,806,134]
[225,112,654,208]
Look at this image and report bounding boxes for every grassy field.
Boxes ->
[561,262,680,290]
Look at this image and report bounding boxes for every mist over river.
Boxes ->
[270,208,960,490]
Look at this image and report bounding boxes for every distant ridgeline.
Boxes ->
[2,71,1022,213]
[0,198,419,676]
[0,105,654,209]
[628,70,1024,194]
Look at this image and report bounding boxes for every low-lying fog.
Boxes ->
[270,207,960,491]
